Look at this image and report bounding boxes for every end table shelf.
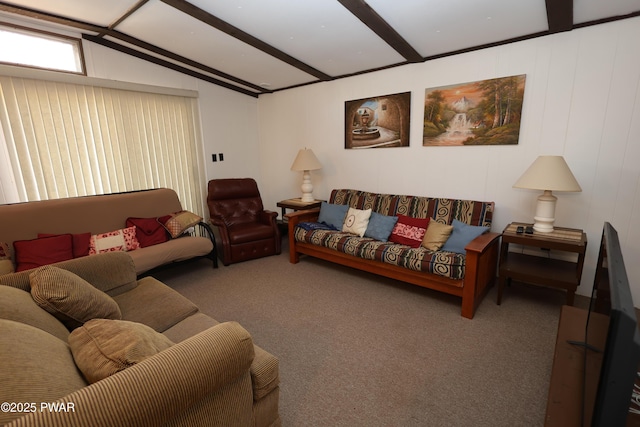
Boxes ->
[498,222,587,305]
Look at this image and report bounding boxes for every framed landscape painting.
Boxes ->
[345,91,411,149]
[423,74,526,146]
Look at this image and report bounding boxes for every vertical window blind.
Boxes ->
[0,75,206,215]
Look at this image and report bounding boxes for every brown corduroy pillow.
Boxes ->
[69,318,174,383]
[29,265,122,330]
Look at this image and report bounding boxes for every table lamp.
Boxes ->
[513,155,581,233]
[291,148,322,202]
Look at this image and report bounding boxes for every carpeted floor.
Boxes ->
[153,247,588,427]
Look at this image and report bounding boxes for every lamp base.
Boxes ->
[532,190,557,233]
[300,170,315,203]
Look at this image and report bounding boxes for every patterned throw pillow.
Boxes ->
[342,207,372,237]
[389,215,430,248]
[89,226,140,255]
[164,211,202,238]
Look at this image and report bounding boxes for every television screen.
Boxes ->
[583,222,640,426]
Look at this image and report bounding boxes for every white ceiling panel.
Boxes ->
[367,0,549,57]
[574,0,640,24]
[3,0,139,26]
[116,0,317,90]
[188,0,406,76]
[0,0,638,96]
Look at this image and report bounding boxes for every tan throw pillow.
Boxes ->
[69,318,174,384]
[29,265,122,330]
[164,210,202,238]
[342,207,372,237]
[421,221,454,251]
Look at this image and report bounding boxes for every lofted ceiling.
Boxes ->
[0,0,639,97]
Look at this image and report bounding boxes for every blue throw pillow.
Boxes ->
[317,202,349,230]
[441,219,489,254]
[364,212,399,241]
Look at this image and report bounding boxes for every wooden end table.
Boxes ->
[276,198,324,234]
[497,222,587,305]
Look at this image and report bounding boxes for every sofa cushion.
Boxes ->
[342,207,371,237]
[441,219,489,254]
[127,236,213,275]
[164,210,202,238]
[422,221,454,251]
[318,202,348,230]
[294,227,467,280]
[89,226,140,255]
[113,276,198,332]
[0,242,13,274]
[69,318,174,384]
[0,319,88,425]
[0,285,71,341]
[30,265,122,330]
[364,212,398,241]
[389,215,430,248]
[13,234,74,272]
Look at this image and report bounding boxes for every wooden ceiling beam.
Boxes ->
[83,34,260,97]
[337,0,423,63]
[0,1,103,33]
[545,0,573,33]
[159,0,332,81]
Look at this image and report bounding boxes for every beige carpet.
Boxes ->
[153,247,587,427]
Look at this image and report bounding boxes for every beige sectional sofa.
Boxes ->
[0,252,281,426]
[0,188,216,276]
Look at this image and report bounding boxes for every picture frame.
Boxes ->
[345,91,411,149]
[423,75,526,146]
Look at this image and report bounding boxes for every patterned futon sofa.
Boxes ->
[286,189,500,319]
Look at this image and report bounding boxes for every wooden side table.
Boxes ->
[497,222,587,305]
[276,198,323,218]
[276,198,324,234]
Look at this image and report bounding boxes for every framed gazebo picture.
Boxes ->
[423,74,526,146]
[345,91,411,149]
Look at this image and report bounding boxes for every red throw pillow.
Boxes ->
[126,217,170,248]
[38,233,91,258]
[13,234,74,272]
[389,215,430,248]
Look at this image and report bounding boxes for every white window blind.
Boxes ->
[0,75,206,216]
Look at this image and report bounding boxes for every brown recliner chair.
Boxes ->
[207,178,281,266]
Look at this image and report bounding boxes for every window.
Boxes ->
[0,76,207,217]
[0,22,85,75]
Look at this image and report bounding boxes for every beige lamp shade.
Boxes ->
[513,156,581,233]
[290,148,322,172]
[513,156,582,192]
[290,149,322,202]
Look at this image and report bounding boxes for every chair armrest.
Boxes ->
[258,210,278,225]
[7,322,255,427]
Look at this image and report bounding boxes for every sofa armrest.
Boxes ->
[465,231,501,255]
[286,208,321,264]
[6,322,255,427]
[461,231,501,318]
[284,208,320,227]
